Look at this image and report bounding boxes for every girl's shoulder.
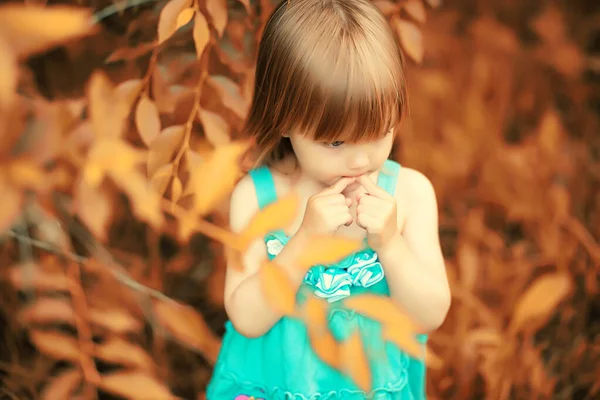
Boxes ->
[394,166,439,226]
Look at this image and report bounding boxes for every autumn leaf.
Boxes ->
[29,330,80,362]
[393,18,424,63]
[135,94,161,146]
[339,332,371,392]
[0,177,23,232]
[259,262,296,315]
[190,139,251,215]
[206,75,249,119]
[74,177,112,241]
[206,0,228,37]
[150,163,174,196]
[8,263,71,292]
[100,371,174,400]
[95,337,154,371]
[157,0,193,44]
[403,0,427,23]
[236,0,252,15]
[343,294,416,327]
[87,71,131,139]
[0,37,17,107]
[148,125,185,177]
[296,236,363,272]
[176,7,196,30]
[240,194,299,245]
[0,4,93,58]
[18,297,75,327]
[40,368,82,400]
[303,297,339,368]
[88,308,143,334]
[7,159,45,191]
[193,11,211,58]
[510,272,572,333]
[153,299,222,364]
[110,171,164,228]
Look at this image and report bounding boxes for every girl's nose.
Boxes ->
[347,151,370,172]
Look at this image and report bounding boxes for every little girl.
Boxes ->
[206,0,451,398]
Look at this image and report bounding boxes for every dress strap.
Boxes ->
[248,166,278,210]
[376,159,401,196]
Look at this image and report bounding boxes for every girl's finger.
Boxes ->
[357,174,389,198]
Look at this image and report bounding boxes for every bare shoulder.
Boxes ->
[229,173,260,233]
[395,167,439,217]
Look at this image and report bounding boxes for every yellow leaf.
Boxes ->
[8,160,45,190]
[510,272,572,333]
[29,330,80,362]
[0,177,23,232]
[340,332,371,392]
[0,37,17,107]
[296,236,363,272]
[0,4,93,58]
[153,299,222,364]
[259,262,296,315]
[403,0,426,24]
[88,71,130,139]
[115,79,143,109]
[135,94,161,146]
[39,368,82,400]
[171,176,183,203]
[191,139,251,215]
[240,194,299,245]
[157,0,193,44]
[99,371,174,400]
[175,7,195,30]
[205,0,228,37]
[87,138,145,176]
[198,108,230,146]
[110,171,164,228]
[177,212,198,240]
[74,176,112,240]
[193,11,211,58]
[393,18,424,63]
[147,125,185,177]
[303,297,339,368]
[150,162,174,196]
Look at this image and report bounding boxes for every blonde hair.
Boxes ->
[243,0,408,168]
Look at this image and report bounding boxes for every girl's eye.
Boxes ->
[323,141,344,148]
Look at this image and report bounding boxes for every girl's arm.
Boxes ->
[376,169,451,333]
[223,175,309,338]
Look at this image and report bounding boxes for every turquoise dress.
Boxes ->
[207,160,428,399]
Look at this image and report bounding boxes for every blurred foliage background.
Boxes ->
[0,0,598,399]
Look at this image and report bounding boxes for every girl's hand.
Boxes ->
[297,177,355,237]
[356,174,398,250]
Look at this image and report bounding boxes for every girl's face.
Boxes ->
[288,129,395,187]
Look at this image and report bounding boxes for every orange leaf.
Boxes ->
[95,337,154,371]
[110,170,164,228]
[0,37,17,107]
[343,294,416,327]
[29,330,80,362]
[88,308,143,334]
[0,4,93,58]
[100,371,174,400]
[157,0,193,44]
[206,76,249,119]
[147,125,185,177]
[303,297,339,368]
[8,263,70,292]
[403,0,426,24]
[88,71,131,139]
[259,262,296,315]
[240,194,299,245]
[191,139,251,215]
[74,177,112,241]
[296,236,363,272]
[135,94,161,146]
[175,7,195,30]
[510,272,572,333]
[177,212,198,240]
[153,300,222,364]
[87,138,145,178]
[393,18,424,63]
[205,0,228,37]
[18,297,75,327]
[193,11,211,58]
[40,368,82,400]
[106,42,157,63]
[8,160,45,190]
[0,177,23,232]
[171,176,183,203]
[198,108,230,146]
[340,332,371,392]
